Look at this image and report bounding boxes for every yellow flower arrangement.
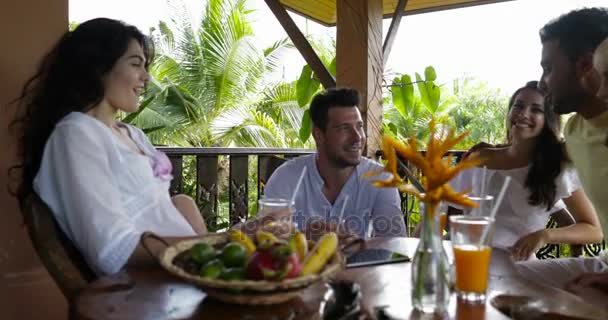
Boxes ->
[366,120,480,216]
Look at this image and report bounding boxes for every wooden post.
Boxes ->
[0,0,69,317]
[336,0,384,156]
[229,155,249,226]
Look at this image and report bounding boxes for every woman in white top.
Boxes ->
[451,81,603,261]
[12,18,206,275]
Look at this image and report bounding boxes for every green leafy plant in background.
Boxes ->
[447,77,508,149]
[384,66,455,146]
[124,0,300,148]
[294,37,336,144]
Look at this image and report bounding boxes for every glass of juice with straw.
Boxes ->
[450,215,494,302]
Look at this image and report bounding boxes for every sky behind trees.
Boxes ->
[71,0,606,95]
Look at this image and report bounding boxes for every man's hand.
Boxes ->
[461,142,494,159]
[304,220,359,248]
[509,230,548,261]
[461,142,510,159]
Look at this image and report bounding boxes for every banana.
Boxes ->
[289,231,308,261]
[256,231,280,249]
[301,232,338,276]
[228,229,256,255]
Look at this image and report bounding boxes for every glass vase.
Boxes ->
[411,202,452,314]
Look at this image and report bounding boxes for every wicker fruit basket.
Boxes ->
[142,232,345,305]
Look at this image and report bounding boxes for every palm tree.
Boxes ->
[128,0,303,148]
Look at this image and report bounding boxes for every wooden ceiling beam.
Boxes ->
[265,0,336,89]
[279,0,515,26]
[383,0,409,66]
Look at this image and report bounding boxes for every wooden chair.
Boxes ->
[20,192,95,301]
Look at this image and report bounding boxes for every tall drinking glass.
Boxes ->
[257,198,296,235]
[258,198,294,218]
[466,195,494,217]
[450,215,495,303]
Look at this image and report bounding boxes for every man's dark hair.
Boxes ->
[540,7,608,62]
[309,87,360,130]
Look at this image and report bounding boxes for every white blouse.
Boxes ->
[34,112,195,275]
[450,165,582,249]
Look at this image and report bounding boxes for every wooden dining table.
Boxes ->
[74,237,608,319]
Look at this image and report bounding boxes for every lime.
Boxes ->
[200,259,224,279]
[219,267,245,281]
[220,242,248,268]
[191,243,216,265]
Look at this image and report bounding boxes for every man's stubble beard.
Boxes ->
[324,146,361,169]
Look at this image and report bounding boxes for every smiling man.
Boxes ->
[262,88,406,239]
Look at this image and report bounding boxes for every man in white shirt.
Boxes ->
[262,88,406,239]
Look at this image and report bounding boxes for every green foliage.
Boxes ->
[295,40,336,144]
[384,70,507,150]
[69,21,79,31]
[391,74,414,119]
[383,66,452,144]
[296,65,320,108]
[299,109,312,143]
[446,78,508,149]
[124,0,304,149]
[415,68,441,113]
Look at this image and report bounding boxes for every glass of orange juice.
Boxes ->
[450,215,494,303]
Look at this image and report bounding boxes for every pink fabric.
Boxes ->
[150,151,173,181]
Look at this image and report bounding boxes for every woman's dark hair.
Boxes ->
[10,18,154,204]
[507,81,569,210]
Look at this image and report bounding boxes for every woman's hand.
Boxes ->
[509,230,548,261]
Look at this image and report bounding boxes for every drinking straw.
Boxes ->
[480,166,487,202]
[479,176,511,245]
[289,166,307,227]
[290,166,307,205]
[336,195,349,233]
[488,176,510,221]
[365,216,375,240]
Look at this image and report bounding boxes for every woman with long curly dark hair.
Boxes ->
[11,18,206,275]
[451,81,602,261]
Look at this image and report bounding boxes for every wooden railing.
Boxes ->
[158,147,465,232]
[160,147,605,257]
[159,147,313,230]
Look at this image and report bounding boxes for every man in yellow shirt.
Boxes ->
[515,8,608,309]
